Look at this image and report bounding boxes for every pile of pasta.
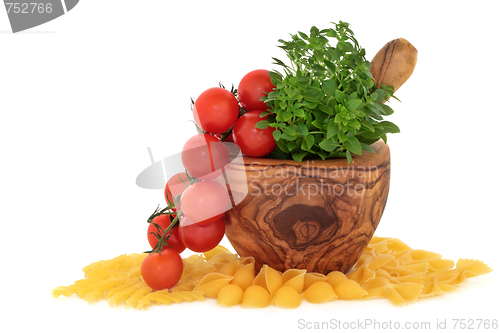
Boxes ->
[52,237,492,309]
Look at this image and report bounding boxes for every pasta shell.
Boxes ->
[193,273,233,298]
[326,271,347,288]
[219,261,239,276]
[231,262,255,291]
[253,265,282,296]
[242,285,271,308]
[217,284,244,307]
[303,281,337,304]
[282,269,306,293]
[272,286,302,309]
[303,272,328,290]
[334,279,368,300]
[203,245,232,261]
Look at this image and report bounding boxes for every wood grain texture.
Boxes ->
[224,140,390,274]
[370,38,418,93]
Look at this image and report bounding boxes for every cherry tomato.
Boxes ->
[141,248,183,290]
[193,87,240,134]
[180,180,229,225]
[238,69,275,112]
[232,110,277,157]
[181,133,229,180]
[178,215,225,252]
[147,215,186,254]
[164,173,190,210]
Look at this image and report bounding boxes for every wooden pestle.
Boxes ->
[370,38,418,94]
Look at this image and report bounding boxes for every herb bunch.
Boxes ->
[258,21,400,163]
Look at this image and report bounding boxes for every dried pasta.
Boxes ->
[282,269,306,293]
[272,286,302,308]
[217,284,244,307]
[334,279,368,300]
[252,264,282,297]
[242,285,271,308]
[303,281,337,304]
[52,237,492,308]
[230,261,255,291]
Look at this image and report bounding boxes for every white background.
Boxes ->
[1,1,499,332]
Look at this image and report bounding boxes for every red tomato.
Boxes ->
[238,69,275,112]
[193,87,239,134]
[141,248,183,290]
[232,110,277,157]
[181,133,229,180]
[178,215,225,252]
[180,180,229,225]
[164,173,190,210]
[147,215,186,254]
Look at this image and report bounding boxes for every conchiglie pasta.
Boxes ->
[52,236,492,309]
[303,272,328,290]
[272,286,302,308]
[193,273,233,298]
[217,284,244,307]
[326,271,348,288]
[230,261,255,291]
[203,245,232,261]
[334,279,368,300]
[303,281,337,304]
[281,269,306,293]
[253,265,282,296]
[242,285,271,308]
[219,260,239,276]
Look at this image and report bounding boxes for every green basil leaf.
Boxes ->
[324,60,336,73]
[276,139,289,153]
[381,104,394,115]
[284,126,297,136]
[321,80,337,96]
[318,105,333,115]
[360,142,375,153]
[302,100,317,109]
[287,141,298,151]
[361,119,375,132]
[327,122,339,139]
[255,120,270,129]
[281,133,296,141]
[319,138,338,151]
[296,123,308,136]
[346,99,362,111]
[303,134,314,150]
[337,130,348,143]
[346,150,352,164]
[315,150,326,160]
[273,129,282,141]
[332,48,341,61]
[335,89,345,102]
[298,31,309,40]
[282,109,293,121]
[373,89,385,103]
[311,119,323,129]
[267,90,280,99]
[380,121,400,133]
[292,151,308,162]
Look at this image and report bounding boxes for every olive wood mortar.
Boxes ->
[224,38,416,275]
[224,140,390,274]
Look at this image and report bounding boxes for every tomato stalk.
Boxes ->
[146,200,181,254]
[219,126,234,142]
